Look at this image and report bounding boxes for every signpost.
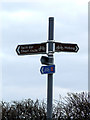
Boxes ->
[47,17,54,120]
[16,17,79,120]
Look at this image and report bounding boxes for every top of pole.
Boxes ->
[49,17,54,21]
[48,17,54,40]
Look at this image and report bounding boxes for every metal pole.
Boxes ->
[47,17,54,120]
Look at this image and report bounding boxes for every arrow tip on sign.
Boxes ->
[16,45,20,55]
[75,45,79,52]
[40,66,44,74]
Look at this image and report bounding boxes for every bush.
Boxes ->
[62,92,90,120]
[1,92,90,120]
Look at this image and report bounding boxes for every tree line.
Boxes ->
[1,92,90,120]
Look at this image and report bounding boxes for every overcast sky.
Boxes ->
[0,0,88,102]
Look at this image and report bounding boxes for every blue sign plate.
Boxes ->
[40,65,55,74]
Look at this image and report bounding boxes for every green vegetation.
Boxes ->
[1,92,90,120]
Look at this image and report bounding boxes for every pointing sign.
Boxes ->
[40,65,55,74]
[55,42,79,52]
[16,42,47,55]
[40,56,54,65]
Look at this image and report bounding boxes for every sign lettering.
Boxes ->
[55,42,79,52]
[16,42,47,55]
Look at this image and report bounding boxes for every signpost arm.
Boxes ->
[47,17,54,120]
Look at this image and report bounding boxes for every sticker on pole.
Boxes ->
[40,65,55,74]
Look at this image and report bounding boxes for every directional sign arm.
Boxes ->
[16,42,47,55]
[40,65,55,74]
[55,42,79,53]
[40,56,54,65]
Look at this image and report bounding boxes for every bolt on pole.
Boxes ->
[47,17,54,120]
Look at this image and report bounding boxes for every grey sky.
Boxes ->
[0,0,88,102]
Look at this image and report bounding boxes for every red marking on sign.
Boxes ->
[51,67,53,71]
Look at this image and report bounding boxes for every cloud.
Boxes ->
[2,85,46,101]
[1,1,88,101]
[3,83,87,102]
[2,84,74,102]
[2,10,42,23]
[1,0,88,4]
